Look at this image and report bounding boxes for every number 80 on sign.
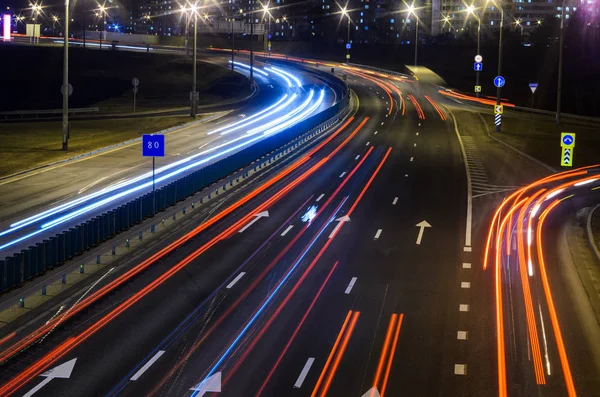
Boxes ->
[142,134,165,157]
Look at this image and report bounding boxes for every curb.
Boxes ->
[586,204,600,264]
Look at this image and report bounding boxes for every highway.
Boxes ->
[0,57,599,397]
[0,56,339,256]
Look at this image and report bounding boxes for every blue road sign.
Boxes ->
[346,43,351,50]
[494,76,506,88]
[474,62,483,71]
[142,134,165,157]
[529,83,538,88]
[562,134,574,146]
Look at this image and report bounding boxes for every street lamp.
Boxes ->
[442,15,451,33]
[514,18,523,36]
[62,0,70,150]
[405,3,419,67]
[30,3,42,44]
[52,15,58,36]
[97,5,107,50]
[182,3,200,117]
[263,2,272,56]
[465,4,481,97]
[341,7,351,63]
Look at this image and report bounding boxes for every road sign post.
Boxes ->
[560,132,575,167]
[529,83,538,109]
[142,134,165,214]
[132,77,139,113]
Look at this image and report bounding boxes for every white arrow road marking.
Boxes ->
[226,272,246,289]
[130,351,165,381]
[329,215,350,238]
[24,358,77,397]
[415,220,432,245]
[280,225,294,237]
[189,372,221,396]
[362,387,381,397]
[294,357,315,388]
[345,277,358,294]
[238,211,269,233]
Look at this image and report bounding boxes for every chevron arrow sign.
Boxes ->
[561,147,573,167]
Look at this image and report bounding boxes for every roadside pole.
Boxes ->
[62,0,70,151]
[132,77,139,113]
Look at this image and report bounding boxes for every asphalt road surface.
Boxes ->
[0,60,598,397]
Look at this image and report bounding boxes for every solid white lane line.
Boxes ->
[392,197,398,205]
[226,272,246,289]
[345,277,358,294]
[462,262,472,269]
[355,155,361,160]
[447,108,472,248]
[294,357,315,388]
[316,194,325,202]
[339,172,346,178]
[130,350,166,381]
[374,229,382,239]
[280,225,294,237]
[461,282,471,289]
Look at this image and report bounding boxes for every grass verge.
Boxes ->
[0,116,194,177]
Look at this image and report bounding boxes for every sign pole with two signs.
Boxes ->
[560,132,575,167]
[142,134,165,214]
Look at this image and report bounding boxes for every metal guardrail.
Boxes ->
[0,107,100,120]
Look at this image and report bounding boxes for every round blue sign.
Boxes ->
[562,135,574,146]
[494,76,505,88]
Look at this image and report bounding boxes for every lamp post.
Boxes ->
[62,0,70,151]
[515,18,523,36]
[406,4,418,67]
[556,2,566,124]
[52,15,58,36]
[263,3,271,57]
[98,5,106,50]
[442,15,451,33]
[31,4,42,44]
[190,5,198,117]
[341,7,351,63]
[466,5,481,97]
